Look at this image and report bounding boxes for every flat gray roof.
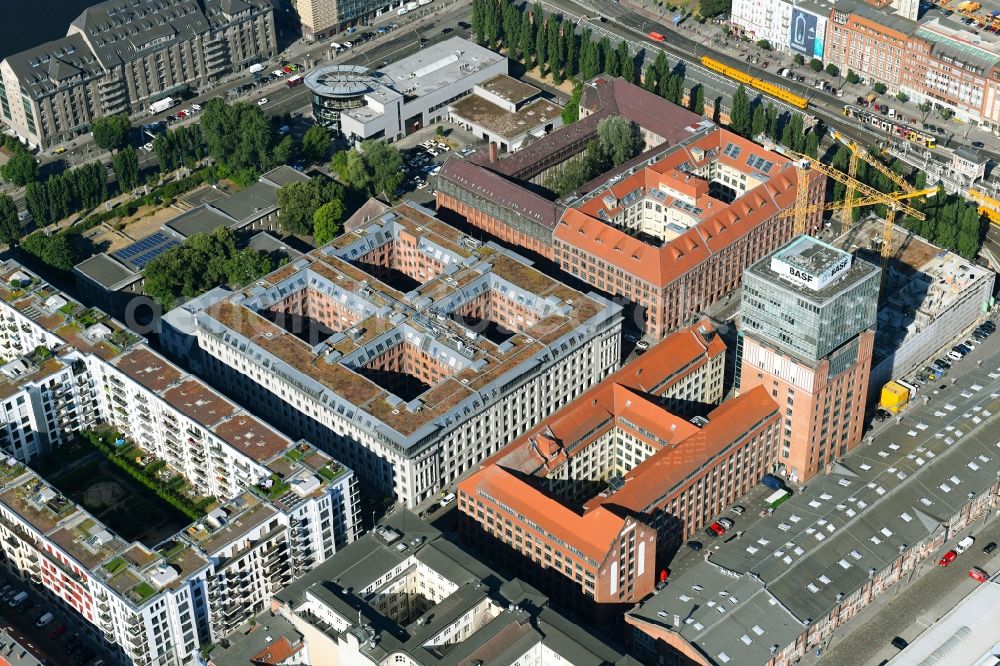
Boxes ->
[630,347,1000,665]
[164,206,234,239]
[73,253,139,290]
[259,165,312,189]
[247,232,303,262]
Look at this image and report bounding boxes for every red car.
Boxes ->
[939,550,957,566]
[710,522,726,536]
[48,624,65,639]
[970,567,989,583]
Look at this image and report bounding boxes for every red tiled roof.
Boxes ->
[585,385,780,512]
[250,636,301,665]
[555,128,809,288]
[458,465,628,562]
[485,320,725,475]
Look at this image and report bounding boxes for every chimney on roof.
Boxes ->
[488,141,498,164]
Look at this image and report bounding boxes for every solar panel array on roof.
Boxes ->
[113,232,180,270]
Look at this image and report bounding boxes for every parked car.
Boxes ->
[35,612,54,628]
[687,540,703,551]
[984,541,998,554]
[731,505,745,515]
[935,358,951,370]
[970,567,989,583]
[439,492,456,506]
[635,340,650,351]
[939,549,957,566]
[891,636,909,650]
[709,522,726,536]
[874,408,891,422]
[49,624,66,639]
[956,536,975,553]
[8,591,26,607]
[717,517,735,530]
[704,527,719,538]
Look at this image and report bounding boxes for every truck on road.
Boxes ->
[286,75,303,88]
[148,97,177,115]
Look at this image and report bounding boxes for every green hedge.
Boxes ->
[81,430,213,521]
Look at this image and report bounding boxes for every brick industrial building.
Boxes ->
[458,321,781,611]
[738,236,880,484]
[437,78,824,338]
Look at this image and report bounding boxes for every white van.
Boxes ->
[956,536,976,553]
[398,6,408,15]
[35,612,54,628]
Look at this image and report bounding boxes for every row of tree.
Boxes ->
[23,162,108,227]
[143,227,278,306]
[729,85,821,157]
[472,0,641,86]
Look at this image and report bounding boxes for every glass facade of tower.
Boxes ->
[741,236,880,362]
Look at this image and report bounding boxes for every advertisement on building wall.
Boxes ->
[789,8,826,59]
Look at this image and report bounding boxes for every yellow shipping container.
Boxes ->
[880,381,910,413]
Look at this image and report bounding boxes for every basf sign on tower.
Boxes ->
[789,7,826,59]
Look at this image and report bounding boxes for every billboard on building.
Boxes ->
[789,8,826,59]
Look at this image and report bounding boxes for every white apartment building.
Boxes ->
[165,202,623,506]
[0,261,360,665]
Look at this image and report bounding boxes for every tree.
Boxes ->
[765,103,778,139]
[873,82,888,94]
[548,15,563,81]
[730,85,752,137]
[756,40,772,51]
[596,116,642,166]
[519,11,533,66]
[534,5,547,70]
[691,84,705,115]
[25,182,49,227]
[277,178,342,236]
[846,70,862,84]
[472,0,486,44]
[313,200,345,246]
[361,140,405,198]
[562,83,582,124]
[0,194,21,245]
[271,135,296,166]
[896,92,910,104]
[809,59,823,72]
[619,41,635,84]
[793,54,805,66]
[201,99,275,176]
[20,232,76,270]
[1,152,38,187]
[698,0,731,17]
[804,130,820,159]
[224,249,274,287]
[90,114,131,152]
[112,145,140,192]
[825,63,840,77]
[751,104,767,138]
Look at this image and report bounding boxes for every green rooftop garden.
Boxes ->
[104,557,127,575]
[133,582,156,601]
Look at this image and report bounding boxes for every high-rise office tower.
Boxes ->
[739,235,880,482]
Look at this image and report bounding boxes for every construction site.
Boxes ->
[833,217,995,389]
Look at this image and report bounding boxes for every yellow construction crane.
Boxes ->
[785,155,936,266]
[830,130,916,224]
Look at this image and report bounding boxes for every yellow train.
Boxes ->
[700,56,809,110]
